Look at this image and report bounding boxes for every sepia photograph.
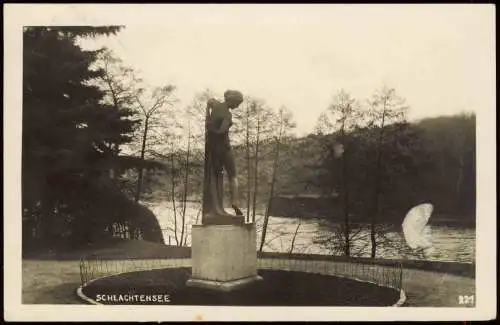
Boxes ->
[4,3,496,322]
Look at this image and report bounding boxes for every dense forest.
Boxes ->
[266,114,476,225]
[22,27,475,258]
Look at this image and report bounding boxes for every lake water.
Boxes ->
[145,201,475,264]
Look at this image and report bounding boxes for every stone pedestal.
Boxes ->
[186,223,263,292]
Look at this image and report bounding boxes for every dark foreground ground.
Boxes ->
[82,268,400,306]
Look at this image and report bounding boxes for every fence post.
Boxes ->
[399,262,403,290]
[89,259,93,281]
[79,259,84,286]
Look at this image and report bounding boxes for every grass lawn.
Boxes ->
[23,260,82,304]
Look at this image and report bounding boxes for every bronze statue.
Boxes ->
[202,90,245,225]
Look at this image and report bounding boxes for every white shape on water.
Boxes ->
[402,203,434,250]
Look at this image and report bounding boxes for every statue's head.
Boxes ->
[224,90,244,109]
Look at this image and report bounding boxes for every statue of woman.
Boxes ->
[203,90,244,221]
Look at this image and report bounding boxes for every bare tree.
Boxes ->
[97,49,142,115]
[179,121,191,245]
[133,85,176,202]
[251,113,262,222]
[314,89,364,257]
[93,49,143,180]
[169,138,179,245]
[177,91,209,244]
[367,86,408,258]
[289,219,302,254]
[259,106,296,252]
[231,97,272,222]
[244,100,254,222]
[167,90,213,245]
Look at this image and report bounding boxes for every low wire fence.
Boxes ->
[79,257,190,286]
[79,254,403,292]
[257,256,403,291]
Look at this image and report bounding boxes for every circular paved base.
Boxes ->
[81,268,400,306]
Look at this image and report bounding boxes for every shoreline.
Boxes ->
[23,239,475,278]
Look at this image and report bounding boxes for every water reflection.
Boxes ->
[147,202,475,264]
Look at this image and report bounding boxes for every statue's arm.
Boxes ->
[207,101,232,134]
[205,99,217,131]
[207,98,218,109]
[214,116,231,134]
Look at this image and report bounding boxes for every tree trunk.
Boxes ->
[134,117,149,202]
[289,220,302,254]
[170,143,179,245]
[202,105,211,219]
[106,79,121,182]
[252,118,261,223]
[259,125,282,253]
[194,206,201,225]
[371,102,387,258]
[245,103,252,222]
[340,123,350,257]
[180,125,191,246]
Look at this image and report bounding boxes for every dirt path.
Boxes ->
[22,259,474,306]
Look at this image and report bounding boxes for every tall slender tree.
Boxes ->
[313,90,364,257]
[367,86,408,258]
[259,106,296,252]
[133,85,176,202]
[93,49,143,179]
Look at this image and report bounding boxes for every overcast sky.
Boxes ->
[78,5,495,136]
